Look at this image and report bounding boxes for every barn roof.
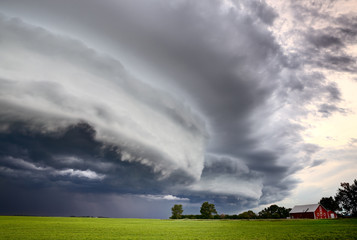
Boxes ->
[290,204,320,213]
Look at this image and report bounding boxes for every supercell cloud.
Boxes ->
[0,0,356,218]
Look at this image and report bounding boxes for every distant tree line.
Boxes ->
[171,202,291,219]
[171,202,219,219]
[171,179,357,219]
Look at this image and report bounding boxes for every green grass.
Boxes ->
[0,216,356,240]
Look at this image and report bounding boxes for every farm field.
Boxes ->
[0,216,356,240]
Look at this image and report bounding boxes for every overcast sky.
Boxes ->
[0,0,356,218]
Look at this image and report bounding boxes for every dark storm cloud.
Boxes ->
[0,121,202,194]
[0,123,122,186]
[0,121,194,218]
[0,184,178,218]
[0,0,352,217]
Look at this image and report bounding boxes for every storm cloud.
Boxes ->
[0,0,356,218]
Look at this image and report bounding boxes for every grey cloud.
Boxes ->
[325,55,355,65]
[290,0,338,22]
[310,159,326,168]
[307,53,357,73]
[259,177,298,205]
[306,34,343,49]
[289,1,357,73]
[349,138,357,147]
[279,71,344,119]
[318,103,346,118]
[203,154,250,176]
[303,45,357,73]
[280,73,346,120]
[246,0,278,25]
[336,14,357,38]
[325,82,342,101]
[0,14,206,136]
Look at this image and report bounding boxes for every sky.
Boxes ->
[0,0,356,219]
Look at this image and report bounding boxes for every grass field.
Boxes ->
[0,216,356,240]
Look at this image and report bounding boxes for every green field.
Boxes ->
[0,216,356,240]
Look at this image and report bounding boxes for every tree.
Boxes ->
[335,179,357,216]
[258,205,291,219]
[200,202,217,219]
[319,196,340,212]
[237,210,257,219]
[170,204,183,219]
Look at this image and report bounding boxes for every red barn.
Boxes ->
[290,204,331,219]
[327,210,337,219]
